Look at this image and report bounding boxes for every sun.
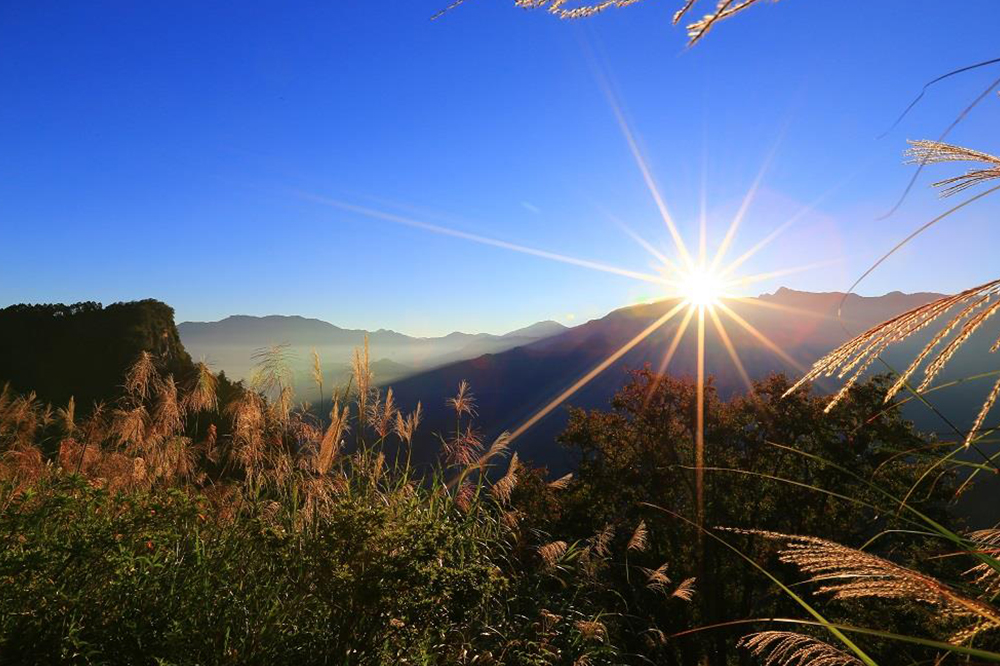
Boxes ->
[305,77,826,535]
[678,267,726,308]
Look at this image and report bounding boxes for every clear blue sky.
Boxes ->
[3,1,999,336]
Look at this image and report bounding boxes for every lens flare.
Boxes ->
[678,267,726,308]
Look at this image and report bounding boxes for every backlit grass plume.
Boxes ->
[784,278,1000,446]
[906,139,1000,198]
[738,631,862,666]
[186,361,219,414]
[435,0,777,45]
[748,530,1000,640]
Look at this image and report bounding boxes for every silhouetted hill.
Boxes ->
[388,289,952,472]
[0,300,194,410]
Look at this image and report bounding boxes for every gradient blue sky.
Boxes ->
[3,1,999,336]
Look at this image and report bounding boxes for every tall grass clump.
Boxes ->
[0,344,635,664]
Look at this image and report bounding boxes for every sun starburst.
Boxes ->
[301,69,837,535]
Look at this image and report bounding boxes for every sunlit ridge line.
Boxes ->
[301,193,668,286]
[509,301,687,442]
[714,301,806,372]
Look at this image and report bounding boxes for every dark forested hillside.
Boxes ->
[388,289,946,472]
[0,300,194,410]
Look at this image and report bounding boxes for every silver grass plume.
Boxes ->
[490,451,520,504]
[906,139,1000,198]
[743,530,1000,634]
[785,279,1000,446]
[738,631,862,666]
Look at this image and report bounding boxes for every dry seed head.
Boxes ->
[885,292,994,402]
[574,619,607,642]
[965,528,1000,593]
[187,361,219,413]
[642,562,671,593]
[673,0,698,24]
[548,472,573,490]
[476,431,512,467]
[539,608,562,631]
[966,374,1000,447]
[152,375,184,437]
[316,400,349,475]
[592,523,615,557]
[203,423,219,463]
[538,540,568,569]
[500,509,521,530]
[454,481,475,512]
[919,297,1000,392]
[370,387,397,440]
[745,530,1000,628]
[394,401,422,445]
[310,348,323,391]
[490,452,520,504]
[125,351,158,400]
[57,396,76,434]
[0,443,45,487]
[447,380,477,418]
[352,337,373,428]
[672,576,697,601]
[787,279,1000,422]
[444,424,483,467]
[906,139,1000,197]
[628,519,648,552]
[685,0,773,45]
[250,343,295,399]
[738,631,862,666]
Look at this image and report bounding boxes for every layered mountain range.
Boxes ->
[181,288,999,475]
[177,315,569,391]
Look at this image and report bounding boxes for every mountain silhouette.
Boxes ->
[387,288,952,472]
[177,314,569,392]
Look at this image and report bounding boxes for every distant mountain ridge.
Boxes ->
[177,314,570,388]
[386,287,960,472]
[179,314,568,347]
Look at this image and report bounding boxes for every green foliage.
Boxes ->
[0,349,984,665]
[0,300,194,411]
[0,475,565,664]
[511,368,961,664]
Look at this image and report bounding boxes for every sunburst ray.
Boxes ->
[592,67,695,271]
[301,192,669,286]
[724,259,843,289]
[643,304,698,406]
[709,147,776,273]
[715,301,807,372]
[509,301,687,441]
[708,306,754,392]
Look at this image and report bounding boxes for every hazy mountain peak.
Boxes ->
[178,313,572,383]
[503,320,569,338]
